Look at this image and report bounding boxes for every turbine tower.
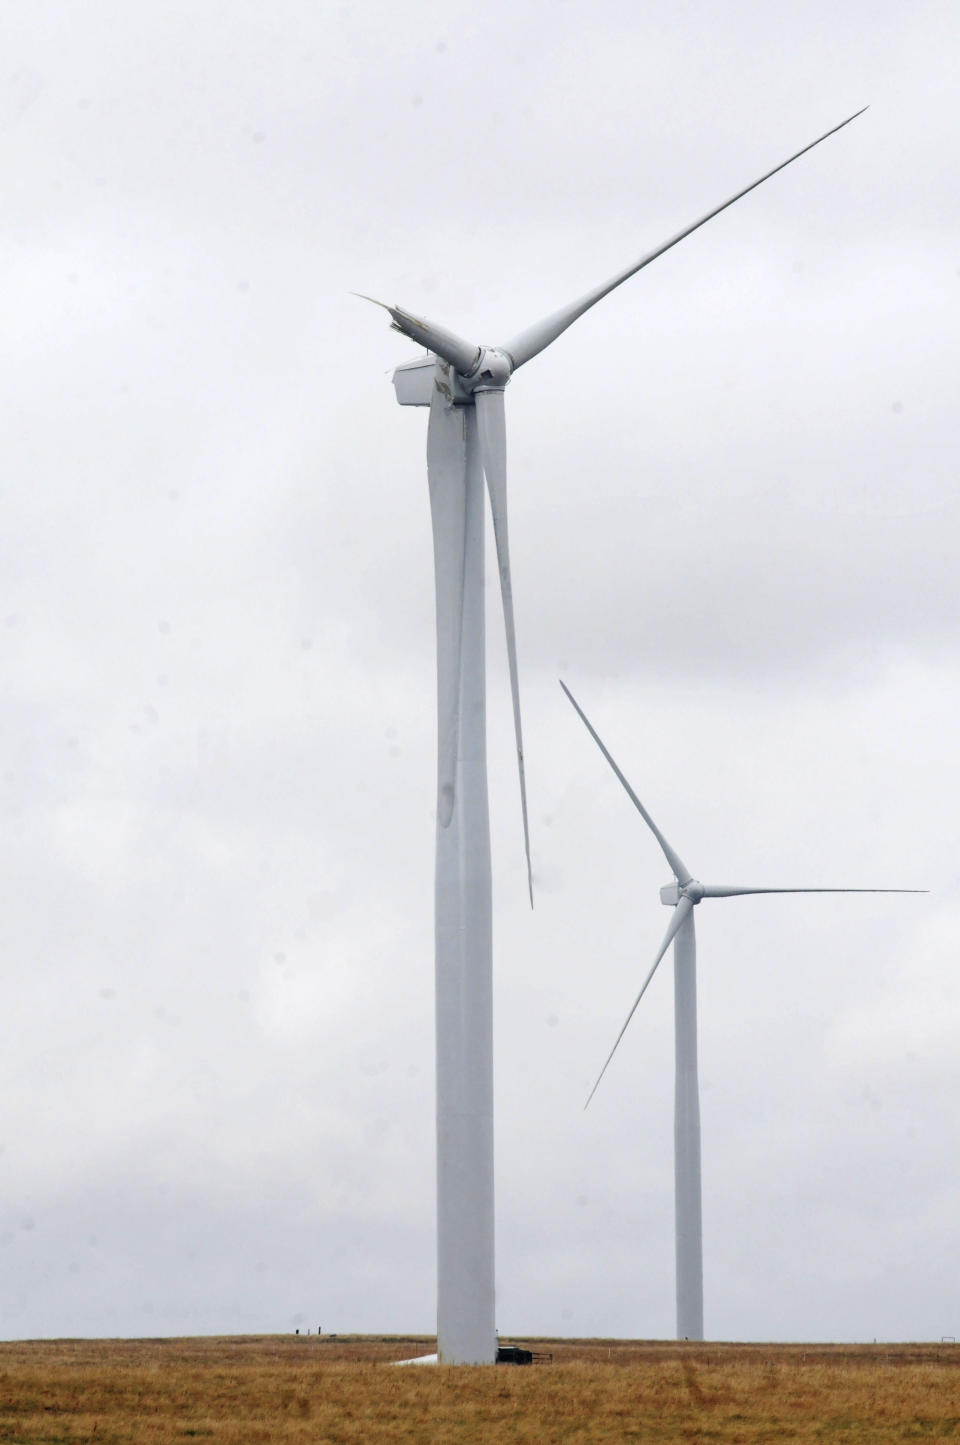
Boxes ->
[365,109,866,1365]
[561,681,924,1342]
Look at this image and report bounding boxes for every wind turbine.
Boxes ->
[365,108,866,1365]
[561,680,924,1342]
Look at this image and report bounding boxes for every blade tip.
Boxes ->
[353,291,387,309]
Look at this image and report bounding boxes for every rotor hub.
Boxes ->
[681,880,704,904]
[462,346,513,393]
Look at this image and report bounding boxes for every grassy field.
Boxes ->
[1,1334,959,1443]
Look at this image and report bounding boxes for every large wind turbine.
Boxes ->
[561,681,923,1343]
[365,109,866,1365]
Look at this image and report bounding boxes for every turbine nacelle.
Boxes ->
[392,355,437,407]
[391,348,513,408]
[662,880,704,906]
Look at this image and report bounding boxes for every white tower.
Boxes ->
[370,109,867,1362]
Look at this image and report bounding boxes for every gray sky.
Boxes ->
[2,0,958,1342]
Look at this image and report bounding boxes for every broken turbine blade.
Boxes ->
[356,295,482,376]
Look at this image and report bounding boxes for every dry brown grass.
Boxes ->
[1,1334,959,1443]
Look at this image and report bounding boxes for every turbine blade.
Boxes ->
[356,294,481,376]
[699,885,928,898]
[585,896,695,1109]
[503,108,868,370]
[475,388,533,906]
[560,680,692,886]
[427,371,468,827]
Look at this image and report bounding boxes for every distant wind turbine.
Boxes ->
[364,108,867,1365]
[561,681,924,1342]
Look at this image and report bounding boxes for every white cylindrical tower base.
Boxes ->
[674,909,704,1341]
[434,406,496,1364]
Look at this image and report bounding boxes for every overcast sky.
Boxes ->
[2,0,958,1344]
